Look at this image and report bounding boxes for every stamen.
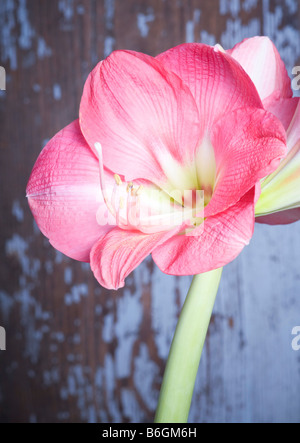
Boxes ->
[131,185,144,197]
[94,142,116,217]
[111,182,120,219]
[127,185,140,227]
[126,182,133,193]
[119,196,125,209]
[136,185,144,196]
[94,143,144,230]
[114,174,122,186]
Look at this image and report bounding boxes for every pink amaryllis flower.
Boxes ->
[27,44,287,290]
[228,37,300,225]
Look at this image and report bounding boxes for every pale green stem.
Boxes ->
[154,267,223,423]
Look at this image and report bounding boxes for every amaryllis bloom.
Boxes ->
[228,37,300,225]
[27,44,287,289]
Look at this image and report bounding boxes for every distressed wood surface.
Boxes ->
[1,0,300,423]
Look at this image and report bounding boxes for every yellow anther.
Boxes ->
[135,185,144,196]
[131,185,144,197]
[127,182,134,193]
[114,174,122,186]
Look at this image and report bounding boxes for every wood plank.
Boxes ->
[0,0,300,423]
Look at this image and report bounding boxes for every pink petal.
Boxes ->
[90,226,181,290]
[227,37,292,102]
[255,100,300,222]
[80,50,201,185]
[152,186,258,276]
[26,120,116,262]
[156,43,263,131]
[205,107,286,217]
[261,98,300,187]
[263,96,299,131]
[286,99,300,151]
[256,208,300,225]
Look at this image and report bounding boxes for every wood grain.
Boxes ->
[0,0,300,423]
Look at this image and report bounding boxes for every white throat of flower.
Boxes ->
[94,142,206,235]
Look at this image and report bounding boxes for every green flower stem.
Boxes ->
[154,267,223,423]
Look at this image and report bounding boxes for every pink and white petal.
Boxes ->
[263,96,299,132]
[90,226,181,290]
[80,50,201,185]
[204,107,286,218]
[286,99,300,151]
[227,37,292,102]
[26,120,116,262]
[152,186,257,276]
[255,100,300,216]
[256,208,300,225]
[156,43,263,130]
[255,146,300,217]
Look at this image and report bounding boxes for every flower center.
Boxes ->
[160,135,216,208]
[94,137,215,234]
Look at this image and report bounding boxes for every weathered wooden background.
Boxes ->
[1,0,300,423]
